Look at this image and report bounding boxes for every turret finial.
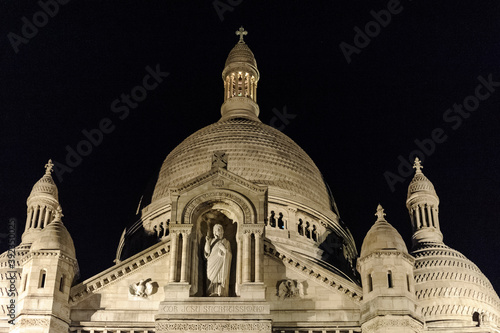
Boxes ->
[375,204,386,222]
[413,157,423,174]
[235,26,248,44]
[45,159,54,175]
[54,205,64,221]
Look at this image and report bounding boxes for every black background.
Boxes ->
[1,1,499,291]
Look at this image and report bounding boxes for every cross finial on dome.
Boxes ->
[375,204,386,222]
[45,159,54,175]
[236,26,248,44]
[413,157,423,174]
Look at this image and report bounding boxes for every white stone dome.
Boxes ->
[151,117,332,211]
[28,170,59,202]
[31,218,76,258]
[413,242,500,327]
[360,205,408,258]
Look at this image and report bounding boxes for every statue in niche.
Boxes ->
[204,224,232,296]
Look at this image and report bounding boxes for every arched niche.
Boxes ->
[181,190,257,297]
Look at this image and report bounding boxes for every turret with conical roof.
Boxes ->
[220,27,260,121]
[406,158,443,247]
[22,159,61,244]
[14,206,78,333]
[358,205,422,333]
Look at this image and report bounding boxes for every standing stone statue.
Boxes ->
[204,224,232,296]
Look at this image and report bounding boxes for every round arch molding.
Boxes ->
[181,190,257,225]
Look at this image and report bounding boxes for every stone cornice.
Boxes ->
[22,249,77,266]
[69,241,169,305]
[264,241,362,303]
[358,251,415,266]
[240,224,265,235]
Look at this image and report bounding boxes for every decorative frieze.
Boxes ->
[156,321,271,332]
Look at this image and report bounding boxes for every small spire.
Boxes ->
[45,159,54,175]
[413,157,423,174]
[235,26,248,44]
[54,205,64,221]
[375,204,386,222]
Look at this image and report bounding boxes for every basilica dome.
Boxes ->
[150,118,332,211]
[413,242,500,327]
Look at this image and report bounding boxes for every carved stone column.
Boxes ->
[255,231,263,283]
[37,205,44,227]
[236,235,242,292]
[169,232,178,282]
[426,205,432,228]
[415,205,421,228]
[242,231,251,283]
[44,207,50,227]
[180,230,191,283]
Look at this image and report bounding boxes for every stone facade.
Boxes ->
[3,29,500,333]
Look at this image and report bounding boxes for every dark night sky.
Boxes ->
[1,1,499,291]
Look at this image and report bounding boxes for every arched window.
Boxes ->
[38,269,47,288]
[406,274,411,292]
[387,271,393,288]
[367,273,373,292]
[59,275,65,292]
[277,212,284,229]
[23,274,28,292]
[297,219,304,235]
[269,211,276,228]
[305,222,311,238]
[312,225,318,242]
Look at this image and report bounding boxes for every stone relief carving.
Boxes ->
[128,278,157,298]
[277,279,304,300]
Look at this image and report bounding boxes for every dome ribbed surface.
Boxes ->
[29,173,58,201]
[224,43,257,68]
[413,242,500,325]
[407,171,436,199]
[152,118,331,209]
[360,219,408,258]
[31,220,76,258]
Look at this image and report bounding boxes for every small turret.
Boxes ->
[14,202,78,332]
[22,160,60,244]
[358,205,422,333]
[220,27,261,121]
[406,158,443,248]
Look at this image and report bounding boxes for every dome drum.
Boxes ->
[411,228,443,246]
[220,97,260,121]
